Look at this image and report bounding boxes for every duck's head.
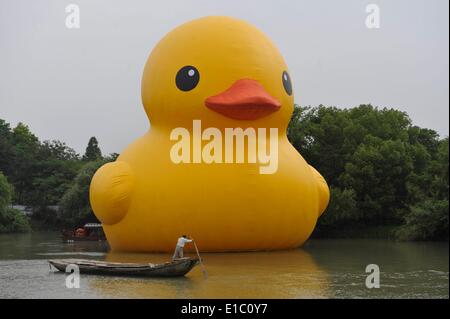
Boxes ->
[142,16,294,130]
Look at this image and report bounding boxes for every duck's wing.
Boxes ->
[309,165,330,217]
[89,161,134,225]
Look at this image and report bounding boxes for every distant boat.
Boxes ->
[62,223,106,242]
[48,257,199,277]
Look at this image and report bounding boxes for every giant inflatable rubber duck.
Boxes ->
[90,16,330,252]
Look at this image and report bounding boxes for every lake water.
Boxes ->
[0,232,448,298]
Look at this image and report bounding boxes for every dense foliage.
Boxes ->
[0,172,30,233]
[0,119,115,229]
[82,137,102,162]
[288,105,449,240]
[58,159,111,227]
[0,120,82,206]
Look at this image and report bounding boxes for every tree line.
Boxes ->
[288,105,448,240]
[0,104,448,240]
[0,119,116,230]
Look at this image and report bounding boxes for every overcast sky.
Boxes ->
[0,0,448,155]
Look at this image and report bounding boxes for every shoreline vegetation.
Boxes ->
[0,104,448,241]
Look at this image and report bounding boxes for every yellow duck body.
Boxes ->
[90,16,330,252]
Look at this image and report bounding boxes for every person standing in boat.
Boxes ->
[172,235,193,260]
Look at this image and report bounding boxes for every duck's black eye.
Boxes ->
[176,66,200,91]
[282,71,292,96]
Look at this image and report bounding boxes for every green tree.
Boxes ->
[58,159,110,226]
[40,140,79,161]
[397,200,449,240]
[339,137,413,224]
[0,119,15,178]
[82,137,102,161]
[27,140,82,207]
[1,118,83,208]
[398,138,449,240]
[313,187,359,236]
[0,171,13,208]
[0,172,31,233]
[288,104,448,241]
[8,123,41,203]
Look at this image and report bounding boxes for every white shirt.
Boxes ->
[177,237,192,247]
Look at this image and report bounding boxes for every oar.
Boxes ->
[192,239,208,279]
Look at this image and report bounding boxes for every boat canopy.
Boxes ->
[83,223,103,228]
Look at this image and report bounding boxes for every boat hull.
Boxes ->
[49,258,199,277]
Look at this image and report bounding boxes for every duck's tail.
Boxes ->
[309,165,330,217]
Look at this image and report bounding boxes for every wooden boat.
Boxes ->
[48,257,199,277]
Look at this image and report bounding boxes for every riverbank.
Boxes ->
[313,225,399,240]
[314,224,450,242]
[2,218,449,243]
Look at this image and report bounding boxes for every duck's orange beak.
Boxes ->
[205,79,281,120]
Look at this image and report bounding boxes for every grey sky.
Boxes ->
[1,0,448,155]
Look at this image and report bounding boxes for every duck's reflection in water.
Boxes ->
[88,249,331,298]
